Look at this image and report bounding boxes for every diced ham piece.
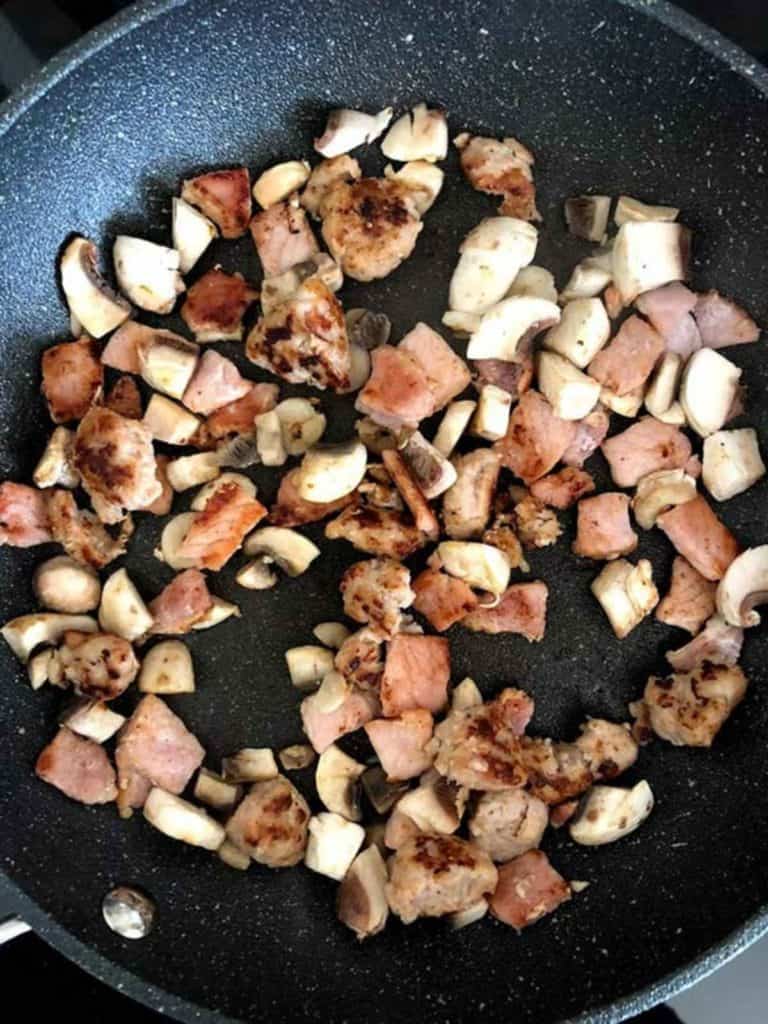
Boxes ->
[474,356,534,400]
[182,350,251,415]
[355,346,435,432]
[381,450,439,540]
[443,449,500,539]
[601,417,692,488]
[143,455,173,516]
[0,482,52,546]
[562,407,610,468]
[666,615,744,672]
[226,776,309,867]
[180,268,258,342]
[270,468,355,527]
[341,557,414,638]
[249,201,319,276]
[490,850,571,930]
[635,282,701,360]
[105,376,142,419]
[457,134,539,220]
[364,710,434,781]
[412,567,478,632]
[494,390,576,484]
[36,727,117,805]
[149,569,213,634]
[202,382,278,442]
[326,504,427,559]
[177,482,267,571]
[115,694,205,813]
[638,664,748,747]
[656,556,717,634]
[101,321,145,373]
[588,315,665,395]
[572,492,638,560]
[399,323,471,412]
[530,467,595,509]
[42,337,103,423]
[469,789,549,862]
[380,634,450,717]
[656,496,740,581]
[181,167,251,239]
[693,290,760,348]
[47,489,132,569]
[301,686,379,753]
[462,582,548,642]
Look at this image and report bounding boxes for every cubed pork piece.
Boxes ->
[572,492,638,560]
[364,710,434,781]
[461,582,548,642]
[601,417,692,488]
[494,390,576,484]
[412,567,479,632]
[36,727,117,805]
[380,634,450,717]
[587,315,665,395]
[656,556,717,633]
[656,496,740,581]
[489,850,571,930]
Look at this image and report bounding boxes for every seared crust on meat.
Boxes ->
[226,775,310,867]
[341,558,414,637]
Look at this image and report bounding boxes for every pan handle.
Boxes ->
[0,916,31,945]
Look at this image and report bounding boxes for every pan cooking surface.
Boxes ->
[1,1,767,1021]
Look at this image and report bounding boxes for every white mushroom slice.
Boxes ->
[244,527,320,577]
[449,218,538,315]
[255,410,287,467]
[304,812,365,881]
[654,401,687,427]
[193,769,241,812]
[313,670,350,713]
[600,385,645,418]
[612,222,690,304]
[559,258,613,304]
[397,776,464,833]
[570,781,654,846]
[591,559,659,639]
[191,596,241,630]
[213,434,261,470]
[139,336,199,400]
[252,160,311,209]
[98,568,154,641]
[542,297,610,368]
[191,473,256,511]
[275,398,327,456]
[632,469,697,530]
[614,195,679,226]
[235,559,278,591]
[716,546,768,628]
[384,160,444,214]
[313,621,351,649]
[451,676,483,710]
[217,839,251,870]
[432,400,477,457]
[279,744,316,771]
[338,344,371,394]
[381,103,448,162]
[296,440,367,504]
[702,428,765,501]
[172,197,218,274]
[645,352,682,419]
[441,310,483,336]
[156,513,197,570]
[261,254,342,316]
[401,431,457,499]
[28,649,56,690]
[337,844,389,939]
[471,385,513,440]
[1,613,97,663]
[466,297,561,361]
[221,748,278,783]
[680,348,742,438]
[113,236,185,314]
[143,788,225,851]
[138,640,195,694]
[565,196,611,242]
[316,744,366,821]
[59,236,131,338]
[284,645,335,690]
[33,427,79,489]
[143,394,201,446]
[437,541,511,595]
[536,351,601,421]
[33,556,101,613]
[315,107,392,158]
[449,899,489,930]
[507,265,558,304]
[59,698,125,743]
[166,452,221,491]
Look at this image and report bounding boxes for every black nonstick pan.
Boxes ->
[1,1,767,1021]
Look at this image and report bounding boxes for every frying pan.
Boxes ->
[1,1,768,1021]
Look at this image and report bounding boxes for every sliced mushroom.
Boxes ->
[172,197,218,274]
[33,427,79,489]
[98,568,154,641]
[401,431,457,498]
[165,452,221,491]
[312,670,350,713]
[507,265,558,303]
[255,410,287,467]
[156,513,198,570]
[213,433,261,470]
[191,473,256,511]
[645,352,682,419]
[59,697,126,743]
[614,195,679,226]
[716,546,768,628]
[383,160,444,214]
[355,416,402,456]
[193,769,241,812]
[304,812,365,881]
[591,559,659,639]
[470,385,513,440]
[221,748,278,783]
[338,344,371,394]
[191,596,241,630]
[313,621,351,649]
[34,556,101,613]
[235,558,278,591]
[244,527,320,577]
[314,107,392,158]
[466,296,561,361]
[275,398,327,456]
[632,469,697,530]
[59,236,131,338]
[600,384,645,417]
[337,844,389,940]
[1,613,97,662]
[441,310,483,337]
[28,648,58,689]
[437,541,511,595]
[143,394,201,446]
[449,899,489,930]
[396,777,463,834]
[252,160,311,209]
[113,236,185,314]
[345,309,392,350]
[451,676,483,710]
[296,440,367,504]
[654,401,687,427]
[143,787,225,851]
[316,744,366,821]
[138,335,199,400]
[284,645,336,690]
[217,839,251,870]
[361,766,409,815]
[542,297,610,368]
[381,103,448,162]
[431,400,477,458]
[570,781,654,845]
[702,428,766,501]
[680,348,742,438]
[559,255,613,303]
[536,351,601,421]
[277,744,315,772]
[612,221,690,304]
[138,640,195,693]
[565,195,611,242]
[260,254,342,315]
[449,218,538,315]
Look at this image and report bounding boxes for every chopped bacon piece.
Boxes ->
[334,627,384,691]
[381,450,439,540]
[588,315,665,395]
[656,556,717,634]
[143,455,173,516]
[457,135,539,220]
[666,615,743,672]
[226,776,309,867]
[36,727,117,805]
[301,686,379,753]
[462,582,548,641]
[47,489,132,568]
[490,851,571,930]
[530,467,595,509]
[270,467,355,527]
[693,290,760,348]
[341,557,414,637]
[250,201,319,276]
[474,356,533,400]
[562,407,610,468]
[177,481,266,571]
[202,382,279,442]
[657,496,740,581]
[355,345,434,431]
[365,710,434,781]
[635,282,701,359]
[638,664,748,747]
[181,167,251,239]
[399,323,471,412]
[0,482,52,547]
[326,504,427,559]
[380,634,450,717]
[180,268,258,343]
[105,376,142,419]
[182,350,251,415]
[572,492,638,560]
[601,417,692,488]
[494,390,576,484]
[412,567,478,632]
[443,449,500,539]
[149,569,213,634]
[41,337,102,423]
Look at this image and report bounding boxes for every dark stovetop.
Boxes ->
[0,1,766,1022]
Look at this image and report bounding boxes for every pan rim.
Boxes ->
[0,1,767,1021]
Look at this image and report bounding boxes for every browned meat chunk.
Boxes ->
[177,482,267,572]
[561,407,610,468]
[364,710,434,781]
[519,738,592,804]
[468,789,548,862]
[442,449,500,539]
[490,850,571,930]
[201,382,278,443]
[513,495,562,548]
[494,390,576,484]
[325,504,427,559]
[149,569,213,634]
[105,376,142,419]
[666,615,743,672]
[656,556,717,633]
[334,628,385,692]
[399,323,471,412]
[588,315,665,395]
[0,482,52,547]
[182,167,251,239]
[341,557,414,638]
[226,775,310,867]
[636,664,748,747]
[179,268,258,342]
[301,686,379,753]
[47,489,133,569]
[412,568,478,632]
[60,632,139,700]
[381,634,450,717]
[41,337,102,423]
[530,467,595,509]
[462,582,548,642]
[355,345,434,431]
[602,417,692,488]
[250,201,319,276]
[457,134,539,220]
[574,719,638,780]
[301,155,361,219]
[270,467,355,527]
[657,496,740,581]
[143,455,173,516]
[36,727,117,805]
[572,492,638,560]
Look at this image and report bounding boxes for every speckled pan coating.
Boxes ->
[1,1,768,1022]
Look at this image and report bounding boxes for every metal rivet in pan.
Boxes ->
[102,886,155,939]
